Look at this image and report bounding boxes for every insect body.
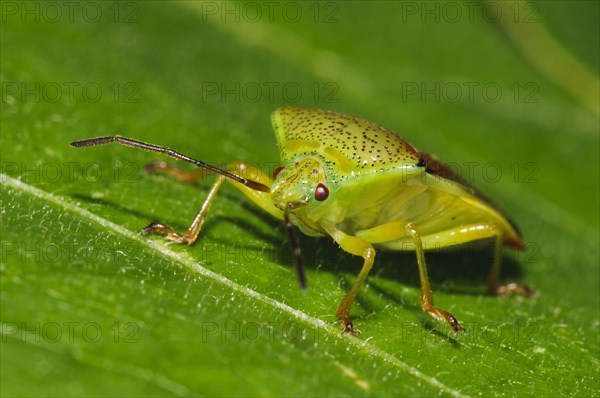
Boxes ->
[71,107,533,334]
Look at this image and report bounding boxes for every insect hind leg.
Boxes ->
[487,234,536,297]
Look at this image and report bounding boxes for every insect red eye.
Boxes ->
[273,166,284,179]
[314,183,329,201]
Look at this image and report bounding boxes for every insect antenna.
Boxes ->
[284,203,307,290]
[70,136,270,192]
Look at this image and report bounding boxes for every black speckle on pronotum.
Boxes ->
[275,107,421,181]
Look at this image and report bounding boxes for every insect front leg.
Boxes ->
[71,137,281,243]
[143,160,283,244]
[142,175,225,244]
[324,227,376,334]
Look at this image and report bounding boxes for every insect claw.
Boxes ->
[141,221,163,235]
[492,283,537,298]
[427,307,464,334]
[141,222,191,244]
[340,319,361,335]
[447,314,465,334]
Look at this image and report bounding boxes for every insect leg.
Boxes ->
[355,220,464,333]
[145,161,209,183]
[324,227,376,334]
[143,175,226,244]
[405,223,464,333]
[487,234,536,297]
[284,205,306,290]
[143,160,284,244]
[223,161,283,220]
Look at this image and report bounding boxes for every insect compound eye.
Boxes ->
[314,183,329,201]
[273,166,284,179]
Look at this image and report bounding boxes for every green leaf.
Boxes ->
[2,1,598,396]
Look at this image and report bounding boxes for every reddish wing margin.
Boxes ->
[419,153,524,250]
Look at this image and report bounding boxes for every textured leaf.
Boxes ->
[1,1,598,396]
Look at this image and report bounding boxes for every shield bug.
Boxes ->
[71,107,534,334]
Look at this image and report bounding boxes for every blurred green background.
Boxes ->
[1,1,598,396]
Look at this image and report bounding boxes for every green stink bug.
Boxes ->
[70,107,534,334]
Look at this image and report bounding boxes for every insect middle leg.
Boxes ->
[405,223,464,333]
[357,220,464,333]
